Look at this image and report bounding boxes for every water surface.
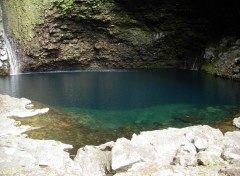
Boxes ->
[0,69,239,151]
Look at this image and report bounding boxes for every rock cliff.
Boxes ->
[201,37,240,80]
[0,0,240,79]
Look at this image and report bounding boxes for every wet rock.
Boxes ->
[0,25,9,76]
[201,37,240,80]
[204,48,215,60]
[0,52,8,61]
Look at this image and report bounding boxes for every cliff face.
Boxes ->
[1,0,240,79]
[0,0,205,71]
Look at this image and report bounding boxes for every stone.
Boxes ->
[224,131,240,148]
[0,60,2,67]
[204,48,215,60]
[234,57,240,64]
[173,143,197,166]
[194,137,208,151]
[196,150,224,166]
[222,131,240,164]
[0,95,49,117]
[25,103,34,109]
[131,128,193,164]
[34,141,73,169]
[112,125,224,173]
[0,48,6,56]
[8,108,49,118]
[98,141,115,150]
[201,37,240,80]
[74,145,112,176]
[206,146,223,158]
[220,167,240,176]
[0,94,76,175]
[112,138,143,171]
[235,39,240,45]
[1,94,240,176]
[233,117,240,128]
[223,146,240,163]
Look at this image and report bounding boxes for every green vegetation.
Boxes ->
[2,0,51,46]
[201,62,216,73]
[53,0,74,16]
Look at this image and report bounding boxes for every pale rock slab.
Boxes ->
[112,138,143,171]
[129,128,189,164]
[222,131,240,164]
[194,137,208,151]
[0,94,76,175]
[74,145,112,176]
[233,117,240,128]
[220,167,240,176]
[8,108,49,118]
[173,143,197,166]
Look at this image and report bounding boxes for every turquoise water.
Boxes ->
[0,69,239,149]
[58,104,238,129]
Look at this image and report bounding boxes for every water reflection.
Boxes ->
[2,69,240,153]
[0,69,239,110]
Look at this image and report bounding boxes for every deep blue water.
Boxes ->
[0,69,240,130]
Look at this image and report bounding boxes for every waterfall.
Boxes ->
[191,57,198,71]
[1,1,20,75]
[3,32,20,75]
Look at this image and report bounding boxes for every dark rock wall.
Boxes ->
[1,0,240,79]
[202,37,240,80]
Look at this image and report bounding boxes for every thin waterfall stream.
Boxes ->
[3,32,19,75]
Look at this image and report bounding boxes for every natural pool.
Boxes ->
[0,69,239,155]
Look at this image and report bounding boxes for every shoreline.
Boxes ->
[1,94,240,176]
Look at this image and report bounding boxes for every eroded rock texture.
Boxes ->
[1,0,240,79]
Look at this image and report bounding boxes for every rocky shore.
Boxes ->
[0,94,240,176]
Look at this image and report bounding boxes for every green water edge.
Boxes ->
[11,102,240,157]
